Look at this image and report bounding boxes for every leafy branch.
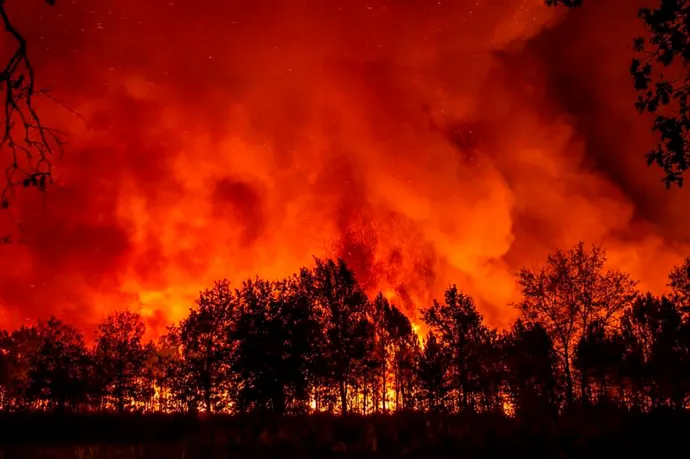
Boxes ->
[547,0,690,188]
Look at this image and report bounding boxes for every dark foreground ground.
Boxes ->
[0,407,686,458]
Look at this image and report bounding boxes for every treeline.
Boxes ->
[2,242,690,416]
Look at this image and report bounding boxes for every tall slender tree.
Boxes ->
[309,258,373,415]
[415,331,449,411]
[422,285,490,411]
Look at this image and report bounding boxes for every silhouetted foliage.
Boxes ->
[4,250,690,430]
[516,242,638,405]
[504,320,558,416]
[0,325,39,410]
[24,318,90,412]
[309,258,374,415]
[175,280,237,413]
[669,256,690,311]
[547,0,690,187]
[415,331,449,411]
[94,311,151,412]
[422,285,494,411]
[232,275,324,414]
[573,320,627,404]
[621,293,690,408]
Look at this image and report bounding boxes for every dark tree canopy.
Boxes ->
[94,311,151,412]
[515,242,638,405]
[4,253,690,416]
[669,256,690,310]
[24,317,90,412]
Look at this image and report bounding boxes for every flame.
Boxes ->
[1,0,690,336]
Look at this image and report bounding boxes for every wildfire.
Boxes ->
[0,0,689,336]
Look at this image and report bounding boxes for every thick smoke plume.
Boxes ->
[1,0,688,334]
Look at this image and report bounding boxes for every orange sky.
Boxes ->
[1,0,689,336]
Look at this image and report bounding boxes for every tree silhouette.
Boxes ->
[422,285,491,411]
[93,311,150,412]
[6,242,690,423]
[24,317,90,412]
[0,329,7,406]
[621,293,690,408]
[232,278,277,412]
[154,328,195,413]
[668,257,690,312]
[516,242,638,405]
[369,293,412,412]
[274,274,328,412]
[387,304,418,410]
[504,320,558,416]
[309,258,373,415]
[232,275,324,413]
[573,320,628,404]
[176,279,236,413]
[415,331,449,412]
[0,325,40,410]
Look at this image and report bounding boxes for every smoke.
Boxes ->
[0,0,688,334]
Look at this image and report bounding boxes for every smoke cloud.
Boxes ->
[1,0,688,334]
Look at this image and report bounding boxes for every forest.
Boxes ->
[2,242,690,457]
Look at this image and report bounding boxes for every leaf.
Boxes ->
[630,58,640,73]
[633,37,645,52]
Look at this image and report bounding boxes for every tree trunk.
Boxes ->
[564,345,574,406]
[116,378,125,413]
[272,391,286,414]
[581,369,589,405]
[339,378,348,415]
[382,358,387,413]
[204,384,212,413]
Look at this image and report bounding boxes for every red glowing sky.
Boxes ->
[0,0,689,335]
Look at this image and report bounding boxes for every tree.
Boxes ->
[422,285,492,411]
[668,257,690,311]
[0,326,40,410]
[94,311,150,412]
[547,0,690,187]
[415,331,449,411]
[155,328,197,413]
[573,320,628,404]
[387,304,418,410]
[177,279,237,413]
[232,276,324,413]
[621,293,690,409]
[0,0,64,243]
[273,275,327,412]
[504,320,558,416]
[369,293,394,412]
[631,0,690,187]
[25,317,90,412]
[516,242,638,405]
[309,258,373,415]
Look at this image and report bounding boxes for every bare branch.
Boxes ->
[0,0,64,243]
